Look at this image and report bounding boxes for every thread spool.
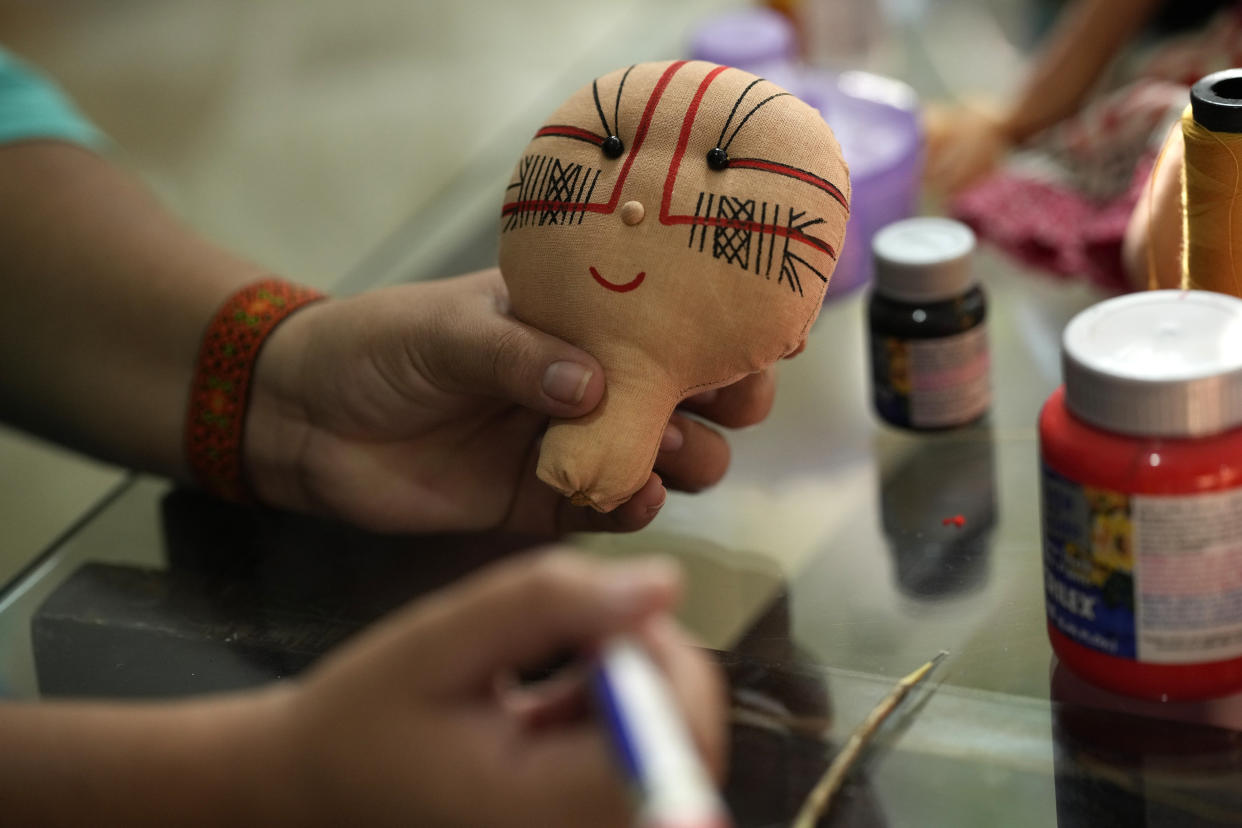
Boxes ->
[1182,69,1242,296]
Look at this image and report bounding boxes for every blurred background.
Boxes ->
[0,0,1039,581]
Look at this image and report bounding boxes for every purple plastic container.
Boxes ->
[687,14,921,302]
[805,71,922,300]
[687,7,797,71]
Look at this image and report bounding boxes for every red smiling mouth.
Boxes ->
[589,267,646,293]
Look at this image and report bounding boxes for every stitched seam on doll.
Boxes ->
[184,278,327,502]
[676,306,823,400]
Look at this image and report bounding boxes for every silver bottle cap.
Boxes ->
[1062,290,1242,437]
[871,217,976,303]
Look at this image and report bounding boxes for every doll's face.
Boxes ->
[498,60,850,390]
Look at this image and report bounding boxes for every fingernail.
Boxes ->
[542,361,593,405]
[647,482,667,516]
[605,557,680,614]
[660,423,684,452]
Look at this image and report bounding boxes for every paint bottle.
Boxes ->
[867,217,989,430]
[1040,290,1242,701]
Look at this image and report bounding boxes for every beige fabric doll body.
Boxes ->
[499,60,850,511]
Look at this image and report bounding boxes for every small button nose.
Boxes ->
[620,200,645,226]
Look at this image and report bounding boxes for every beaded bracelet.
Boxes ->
[185,278,326,501]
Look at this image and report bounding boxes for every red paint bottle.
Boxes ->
[1040,290,1242,701]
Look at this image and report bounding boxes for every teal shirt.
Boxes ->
[0,48,104,148]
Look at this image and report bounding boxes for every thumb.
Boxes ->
[415,550,682,694]
[430,296,605,417]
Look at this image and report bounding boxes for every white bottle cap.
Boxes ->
[1062,290,1242,437]
[871,217,976,303]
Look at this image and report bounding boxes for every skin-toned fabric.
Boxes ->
[499,60,851,512]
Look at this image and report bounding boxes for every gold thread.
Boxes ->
[1182,105,1242,296]
[1145,122,1176,291]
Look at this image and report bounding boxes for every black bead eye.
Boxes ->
[602,135,624,158]
[706,147,729,170]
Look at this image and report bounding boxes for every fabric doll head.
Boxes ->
[498,60,850,511]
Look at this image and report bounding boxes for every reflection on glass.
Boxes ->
[1049,661,1242,826]
[875,424,997,600]
[31,488,542,698]
[724,598,888,827]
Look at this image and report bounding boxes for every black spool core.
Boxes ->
[706,147,730,170]
[602,135,624,159]
[1191,69,1242,133]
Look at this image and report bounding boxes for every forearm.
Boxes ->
[1000,0,1161,141]
[0,690,305,826]
[0,141,272,478]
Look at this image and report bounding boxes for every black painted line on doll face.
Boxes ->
[767,202,778,276]
[781,250,825,295]
[613,64,636,143]
[688,193,833,260]
[721,92,792,153]
[504,61,690,224]
[777,208,828,296]
[505,60,845,305]
[688,191,705,248]
[535,124,606,147]
[503,154,605,230]
[660,65,842,286]
[577,169,601,225]
[756,201,767,277]
[727,158,848,210]
[716,77,765,151]
[592,77,612,137]
[685,191,831,297]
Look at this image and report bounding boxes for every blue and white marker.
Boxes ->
[593,636,732,828]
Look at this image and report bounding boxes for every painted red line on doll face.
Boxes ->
[535,125,606,145]
[590,266,646,292]
[728,158,849,210]
[502,61,689,219]
[680,215,837,258]
[656,68,841,260]
[660,64,729,225]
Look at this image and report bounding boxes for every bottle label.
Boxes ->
[871,325,989,429]
[1042,464,1242,664]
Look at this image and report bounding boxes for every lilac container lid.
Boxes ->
[811,71,922,300]
[687,7,796,71]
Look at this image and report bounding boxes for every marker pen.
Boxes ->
[593,636,732,828]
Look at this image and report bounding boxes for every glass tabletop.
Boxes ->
[6,3,1242,825]
[8,244,1242,824]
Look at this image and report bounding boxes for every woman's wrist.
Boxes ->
[0,683,310,826]
[197,682,316,826]
[240,294,325,512]
[961,96,1020,144]
[184,277,326,503]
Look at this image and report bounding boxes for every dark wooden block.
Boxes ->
[33,562,357,697]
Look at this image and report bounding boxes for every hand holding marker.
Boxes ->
[594,636,732,828]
